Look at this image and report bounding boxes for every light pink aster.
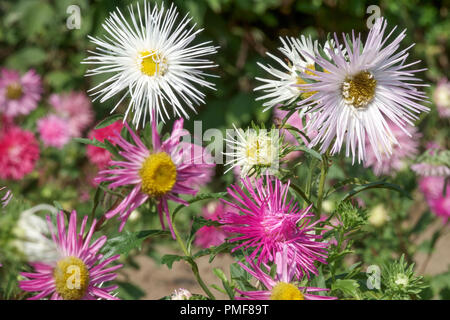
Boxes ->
[87,121,124,170]
[220,175,328,279]
[0,126,40,180]
[194,202,232,249]
[236,246,336,300]
[363,120,421,176]
[434,78,450,118]
[179,141,216,187]
[49,91,94,137]
[297,18,428,163]
[19,210,122,300]
[37,115,72,149]
[0,68,42,118]
[95,118,214,237]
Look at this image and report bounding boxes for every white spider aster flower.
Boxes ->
[297,18,429,163]
[254,35,338,111]
[84,1,218,128]
[224,125,282,177]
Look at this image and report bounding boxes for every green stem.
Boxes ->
[305,158,316,208]
[316,155,328,217]
[171,213,216,300]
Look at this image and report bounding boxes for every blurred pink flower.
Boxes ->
[180,141,216,188]
[364,120,421,176]
[0,126,40,180]
[0,68,42,118]
[434,78,450,118]
[37,115,71,149]
[194,202,231,249]
[86,121,124,170]
[419,176,450,220]
[49,91,94,137]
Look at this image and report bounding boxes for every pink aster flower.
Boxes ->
[194,202,232,249]
[0,68,42,118]
[363,120,421,176]
[49,91,94,137]
[419,176,450,220]
[87,121,124,169]
[37,115,72,149]
[0,126,40,180]
[95,118,214,237]
[180,141,216,187]
[434,78,450,118]
[220,175,328,279]
[297,18,428,163]
[236,246,336,300]
[19,210,122,300]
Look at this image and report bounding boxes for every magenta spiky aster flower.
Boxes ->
[19,210,122,300]
[95,118,214,237]
[297,18,429,163]
[236,246,336,300]
[220,175,328,279]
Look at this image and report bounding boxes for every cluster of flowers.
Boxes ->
[5,0,447,300]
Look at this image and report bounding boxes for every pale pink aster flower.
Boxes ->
[0,186,12,208]
[179,141,216,187]
[220,175,328,279]
[95,118,214,237]
[170,288,192,300]
[363,120,421,176]
[19,210,122,300]
[411,162,450,177]
[419,176,450,220]
[49,91,94,137]
[37,115,71,149]
[434,78,450,118]
[0,68,42,117]
[236,246,336,300]
[297,18,429,163]
[0,126,40,180]
[194,202,231,249]
[86,121,124,169]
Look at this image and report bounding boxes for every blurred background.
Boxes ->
[0,0,449,299]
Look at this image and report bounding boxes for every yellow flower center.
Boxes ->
[270,282,305,300]
[140,50,168,77]
[245,133,275,166]
[6,83,23,100]
[296,64,319,99]
[53,256,90,300]
[342,71,377,108]
[139,152,177,197]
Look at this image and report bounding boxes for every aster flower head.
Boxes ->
[194,202,231,249]
[297,18,429,163]
[95,117,214,237]
[19,210,122,300]
[220,175,328,279]
[224,124,283,178]
[0,126,40,180]
[49,91,94,137]
[87,120,125,169]
[0,68,42,118]
[255,36,340,110]
[37,115,72,149]
[170,288,192,300]
[363,119,421,176]
[236,246,335,300]
[411,149,450,177]
[84,1,218,128]
[434,78,450,118]
[419,176,450,220]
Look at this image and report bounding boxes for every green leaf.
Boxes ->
[161,254,187,269]
[325,178,370,198]
[95,114,124,129]
[73,137,104,148]
[172,192,228,221]
[341,180,410,202]
[101,230,170,259]
[331,279,360,298]
[291,146,322,161]
[116,281,146,300]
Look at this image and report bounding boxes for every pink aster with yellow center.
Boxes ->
[0,68,42,118]
[19,210,122,300]
[0,126,40,180]
[220,175,328,279]
[95,118,214,237]
[236,246,336,300]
